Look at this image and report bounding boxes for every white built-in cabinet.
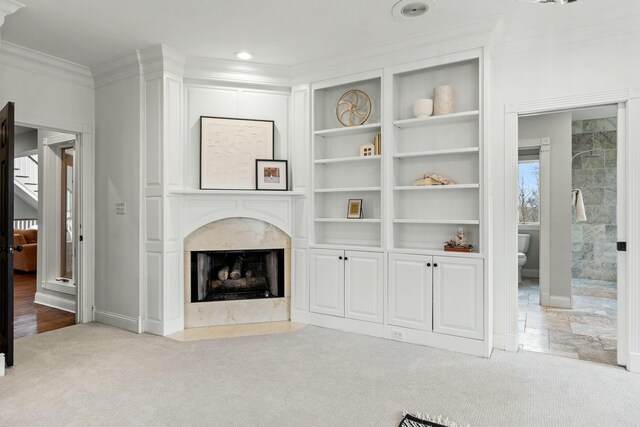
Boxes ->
[388,253,483,340]
[432,256,484,340]
[310,249,383,323]
[304,49,488,356]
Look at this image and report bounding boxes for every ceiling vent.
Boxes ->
[391,0,436,21]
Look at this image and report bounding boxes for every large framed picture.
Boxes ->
[200,116,274,190]
[256,159,288,191]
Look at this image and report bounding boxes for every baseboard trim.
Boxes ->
[522,268,539,278]
[540,292,550,307]
[627,351,640,374]
[505,332,518,352]
[34,291,76,313]
[493,334,505,350]
[95,310,142,333]
[144,318,164,336]
[291,309,310,324]
[549,295,572,309]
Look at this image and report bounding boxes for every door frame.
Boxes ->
[14,113,94,324]
[518,138,551,307]
[504,89,640,373]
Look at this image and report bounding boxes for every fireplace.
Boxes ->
[191,249,285,302]
[184,217,291,328]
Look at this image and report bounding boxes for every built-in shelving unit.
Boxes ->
[303,49,489,357]
[311,73,383,249]
[390,57,481,253]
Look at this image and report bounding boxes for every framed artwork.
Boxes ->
[200,116,274,190]
[347,199,363,219]
[256,159,288,191]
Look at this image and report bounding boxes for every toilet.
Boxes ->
[518,234,531,283]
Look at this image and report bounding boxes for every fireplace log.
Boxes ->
[245,270,253,278]
[230,256,244,280]
[217,266,230,281]
[210,276,267,292]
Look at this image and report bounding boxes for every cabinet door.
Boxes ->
[388,253,432,331]
[345,251,383,323]
[309,249,345,317]
[433,256,484,340]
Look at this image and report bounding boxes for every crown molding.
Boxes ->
[184,56,291,87]
[92,51,141,89]
[139,44,187,79]
[493,12,640,58]
[0,41,94,89]
[290,16,501,85]
[0,0,23,26]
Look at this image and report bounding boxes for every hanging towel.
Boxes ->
[572,189,587,222]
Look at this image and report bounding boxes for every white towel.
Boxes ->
[572,189,587,222]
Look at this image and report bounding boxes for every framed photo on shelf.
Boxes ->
[347,199,363,219]
[200,116,274,190]
[256,159,288,191]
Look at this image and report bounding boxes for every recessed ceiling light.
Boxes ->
[234,51,253,60]
[391,0,436,21]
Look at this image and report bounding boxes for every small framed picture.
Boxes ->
[256,159,288,191]
[347,199,363,219]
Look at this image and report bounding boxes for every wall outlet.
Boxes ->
[116,202,126,215]
[390,329,404,341]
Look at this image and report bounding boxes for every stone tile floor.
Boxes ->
[518,277,618,366]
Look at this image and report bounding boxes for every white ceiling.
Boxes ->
[0,0,635,69]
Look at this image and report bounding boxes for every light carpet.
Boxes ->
[1,323,639,426]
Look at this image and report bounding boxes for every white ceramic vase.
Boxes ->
[433,85,455,116]
[413,98,433,118]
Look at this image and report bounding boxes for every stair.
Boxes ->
[14,155,38,209]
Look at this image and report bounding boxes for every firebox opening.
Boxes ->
[191,249,285,302]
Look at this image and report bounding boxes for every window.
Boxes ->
[518,160,540,224]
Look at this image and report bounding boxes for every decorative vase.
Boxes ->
[413,98,433,118]
[433,85,454,116]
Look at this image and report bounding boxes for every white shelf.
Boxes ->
[394,147,479,159]
[389,247,484,259]
[311,243,383,252]
[314,155,381,165]
[315,187,382,193]
[315,218,381,223]
[393,111,479,129]
[314,123,381,137]
[169,189,306,196]
[393,184,479,191]
[393,219,480,225]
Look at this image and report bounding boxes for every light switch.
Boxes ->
[116,202,126,215]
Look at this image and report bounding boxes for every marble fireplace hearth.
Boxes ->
[184,217,291,328]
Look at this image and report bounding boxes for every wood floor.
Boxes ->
[14,271,76,339]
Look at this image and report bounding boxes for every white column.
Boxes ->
[140,45,186,336]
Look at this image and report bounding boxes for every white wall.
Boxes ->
[0,40,95,318]
[14,129,37,155]
[490,20,640,347]
[14,194,36,219]
[94,75,142,329]
[185,84,290,189]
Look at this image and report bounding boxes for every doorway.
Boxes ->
[13,125,78,338]
[514,105,623,366]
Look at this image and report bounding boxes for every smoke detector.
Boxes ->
[391,0,436,21]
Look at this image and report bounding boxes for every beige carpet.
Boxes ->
[1,323,639,426]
